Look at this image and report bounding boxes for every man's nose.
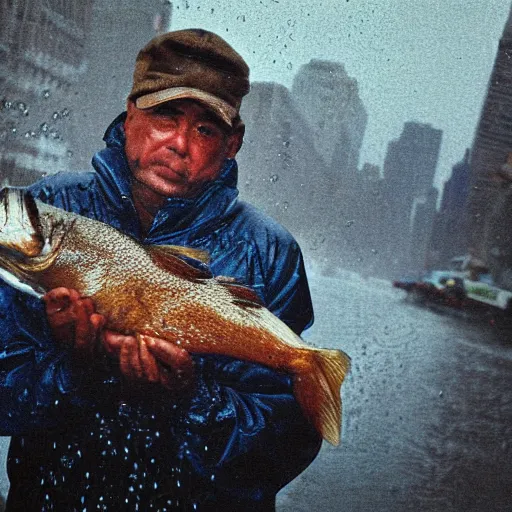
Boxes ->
[167,125,189,157]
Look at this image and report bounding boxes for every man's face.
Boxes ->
[124,99,242,198]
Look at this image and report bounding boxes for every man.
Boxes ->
[0,29,321,511]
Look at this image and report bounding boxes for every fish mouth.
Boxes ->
[0,187,44,258]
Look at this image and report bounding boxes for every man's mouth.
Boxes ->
[151,162,188,180]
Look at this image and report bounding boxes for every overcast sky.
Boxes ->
[169,0,511,189]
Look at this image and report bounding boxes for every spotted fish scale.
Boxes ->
[0,188,350,445]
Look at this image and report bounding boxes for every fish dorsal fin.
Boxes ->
[154,245,210,264]
[148,245,213,282]
[219,281,265,308]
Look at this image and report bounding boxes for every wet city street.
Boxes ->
[277,271,512,512]
[1,272,511,511]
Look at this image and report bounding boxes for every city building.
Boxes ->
[381,122,443,276]
[428,149,471,268]
[0,0,94,185]
[70,0,170,170]
[237,81,333,258]
[464,5,512,285]
[291,59,367,176]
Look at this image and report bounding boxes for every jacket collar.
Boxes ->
[92,113,240,240]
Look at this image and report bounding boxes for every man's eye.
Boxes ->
[197,125,216,137]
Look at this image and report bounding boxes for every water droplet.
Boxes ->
[40,122,49,134]
[283,201,289,210]
[270,174,279,183]
[345,220,355,227]
[287,62,293,70]
[67,150,73,157]
[61,108,70,117]
[52,111,61,120]
[42,89,50,99]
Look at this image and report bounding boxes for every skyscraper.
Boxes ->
[70,0,170,169]
[381,122,443,275]
[291,59,367,176]
[237,81,333,256]
[465,4,512,283]
[429,150,471,268]
[0,0,94,185]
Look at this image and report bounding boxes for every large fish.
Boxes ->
[0,187,350,445]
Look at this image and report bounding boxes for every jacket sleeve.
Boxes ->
[0,283,115,436]
[263,239,314,335]
[176,355,322,502]
[174,238,320,501]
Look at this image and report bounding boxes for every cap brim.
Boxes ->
[135,87,237,127]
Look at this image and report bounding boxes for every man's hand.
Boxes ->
[102,331,195,391]
[44,288,194,390]
[43,287,105,359]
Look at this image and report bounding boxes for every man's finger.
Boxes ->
[138,337,160,383]
[74,299,94,354]
[90,313,106,333]
[145,336,193,370]
[119,336,142,380]
[102,330,125,356]
[144,335,194,388]
[43,288,72,315]
[79,297,95,318]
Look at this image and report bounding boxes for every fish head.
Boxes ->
[0,187,69,289]
[0,187,44,258]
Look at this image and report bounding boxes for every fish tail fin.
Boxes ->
[293,348,350,446]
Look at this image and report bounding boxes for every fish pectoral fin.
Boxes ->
[219,281,265,308]
[148,245,213,282]
[153,244,210,264]
[294,348,351,446]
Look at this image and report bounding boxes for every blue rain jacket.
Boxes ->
[1,113,321,511]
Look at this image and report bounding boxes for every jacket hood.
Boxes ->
[92,113,240,241]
